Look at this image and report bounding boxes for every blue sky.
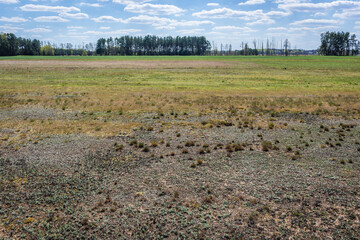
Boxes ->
[0,0,359,49]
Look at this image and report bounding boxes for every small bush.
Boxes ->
[261,141,272,152]
[129,139,137,146]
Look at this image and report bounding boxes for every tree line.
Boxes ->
[319,31,359,56]
[1,31,359,57]
[0,33,41,56]
[95,35,210,56]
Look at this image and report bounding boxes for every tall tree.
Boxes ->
[319,31,358,56]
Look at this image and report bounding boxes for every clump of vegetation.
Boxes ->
[114,143,124,152]
[261,141,273,152]
[129,139,138,146]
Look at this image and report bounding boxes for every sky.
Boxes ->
[0,0,360,50]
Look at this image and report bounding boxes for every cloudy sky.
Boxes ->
[0,0,359,49]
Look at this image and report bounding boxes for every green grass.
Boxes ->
[0,56,359,135]
[0,56,359,92]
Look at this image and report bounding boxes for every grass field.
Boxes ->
[0,56,359,239]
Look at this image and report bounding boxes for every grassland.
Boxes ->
[0,56,359,239]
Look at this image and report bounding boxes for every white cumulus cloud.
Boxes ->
[0,17,27,22]
[60,12,89,19]
[207,3,219,7]
[20,4,80,13]
[124,3,185,15]
[24,28,52,33]
[34,16,69,22]
[238,0,265,6]
[0,0,18,3]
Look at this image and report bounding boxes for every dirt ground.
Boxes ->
[1,106,359,239]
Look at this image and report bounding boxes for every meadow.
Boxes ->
[0,56,359,239]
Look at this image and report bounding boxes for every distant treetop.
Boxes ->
[318,31,359,56]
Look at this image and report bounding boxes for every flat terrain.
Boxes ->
[0,56,359,239]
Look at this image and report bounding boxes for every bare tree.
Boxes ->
[284,39,290,56]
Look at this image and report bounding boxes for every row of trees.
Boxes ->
[211,38,293,56]
[1,31,359,56]
[96,36,210,56]
[0,33,41,56]
[319,31,359,56]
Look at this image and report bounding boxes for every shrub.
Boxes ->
[185,141,195,147]
[261,141,272,152]
[129,139,137,146]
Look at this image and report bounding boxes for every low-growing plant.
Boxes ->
[261,141,272,152]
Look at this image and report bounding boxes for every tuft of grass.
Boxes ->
[261,141,273,152]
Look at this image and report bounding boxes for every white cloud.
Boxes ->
[193,8,262,20]
[274,0,308,3]
[30,0,61,2]
[124,3,185,15]
[213,26,257,32]
[112,0,151,4]
[83,29,141,35]
[60,12,89,19]
[238,0,265,6]
[314,12,326,17]
[92,15,122,22]
[289,25,339,32]
[192,7,290,21]
[0,0,18,3]
[0,17,27,22]
[247,18,275,25]
[333,8,360,19]
[67,26,84,30]
[99,26,111,30]
[177,28,204,35]
[20,4,80,13]
[79,2,101,7]
[267,27,287,31]
[207,3,219,7]
[34,16,69,22]
[92,14,214,29]
[0,25,23,33]
[290,19,342,26]
[278,1,360,12]
[24,27,52,33]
